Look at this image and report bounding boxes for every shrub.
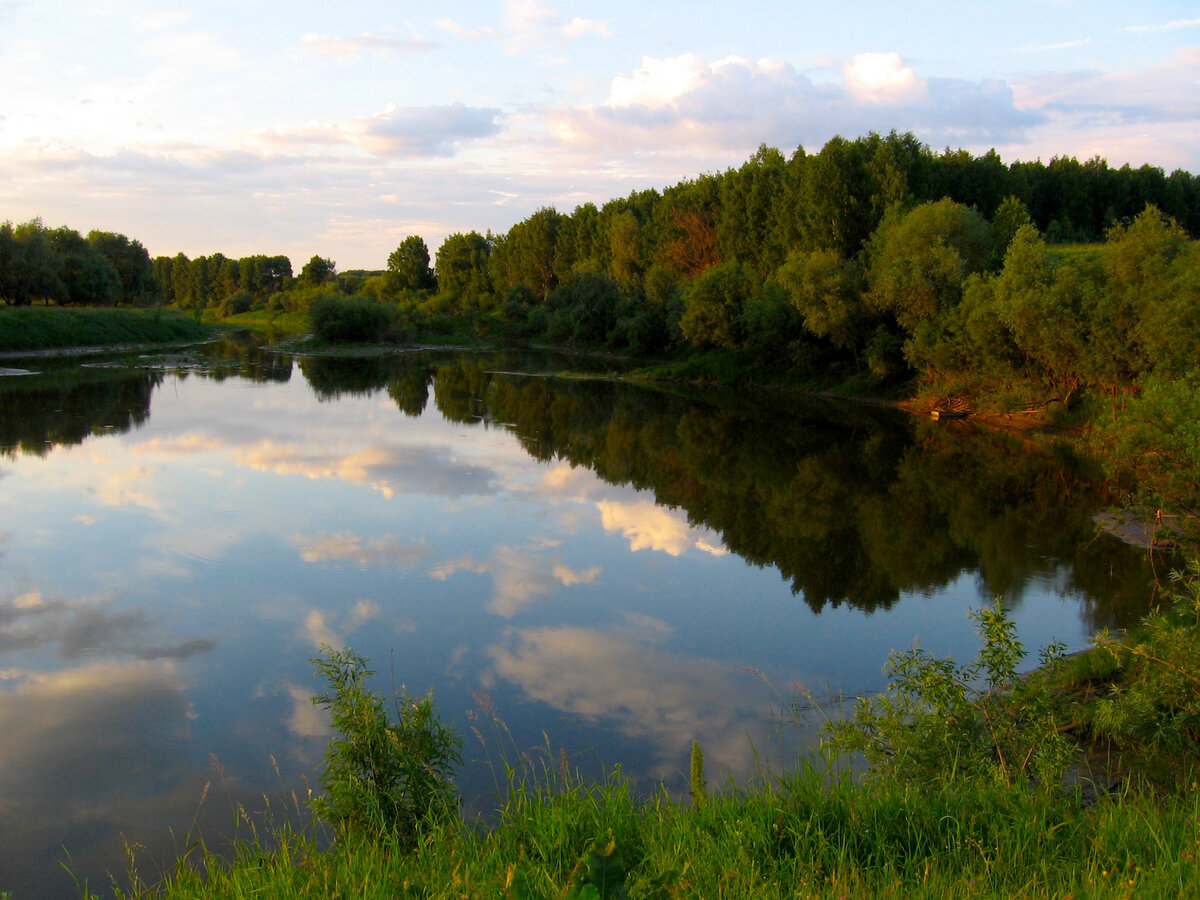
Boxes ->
[824,603,1076,789]
[310,646,461,843]
[309,295,395,343]
[1093,558,1200,758]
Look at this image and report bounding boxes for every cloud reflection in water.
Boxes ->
[487,623,775,781]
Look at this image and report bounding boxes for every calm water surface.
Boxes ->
[0,339,1164,897]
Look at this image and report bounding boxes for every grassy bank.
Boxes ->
[199,308,310,334]
[0,306,212,353]
[111,767,1199,899]
[104,567,1200,900]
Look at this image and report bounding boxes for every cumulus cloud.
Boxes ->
[302,609,342,649]
[551,52,1041,158]
[300,599,399,651]
[429,555,491,581]
[843,52,926,105]
[435,18,497,42]
[300,32,435,60]
[247,102,502,160]
[564,17,610,38]
[1005,47,1200,169]
[597,499,727,558]
[0,660,190,799]
[501,0,609,53]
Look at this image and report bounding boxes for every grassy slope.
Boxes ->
[0,306,212,352]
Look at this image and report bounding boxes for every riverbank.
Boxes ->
[110,765,1199,899]
[0,306,212,354]
[104,565,1200,899]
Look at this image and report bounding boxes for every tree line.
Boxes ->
[0,219,158,306]
[6,131,1199,412]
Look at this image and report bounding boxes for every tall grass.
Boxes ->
[106,759,1200,898]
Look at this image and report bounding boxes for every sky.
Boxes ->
[3,0,1199,270]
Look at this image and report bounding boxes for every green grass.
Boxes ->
[202,308,311,333]
[0,306,211,352]
[1046,242,1105,265]
[103,762,1200,899]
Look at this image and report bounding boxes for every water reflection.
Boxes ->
[0,368,160,458]
[329,353,1160,630]
[0,346,1173,898]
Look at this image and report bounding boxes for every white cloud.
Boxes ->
[435,18,497,42]
[300,32,434,60]
[488,625,772,778]
[429,555,491,581]
[598,499,726,557]
[94,465,160,510]
[1123,16,1200,34]
[607,54,708,108]
[302,609,342,649]
[247,102,502,160]
[563,17,611,39]
[1005,47,1200,170]
[354,102,502,158]
[550,52,1040,162]
[234,440,495,499]
[843,52,926,104]
[552,564,600,586]
[284,683,329,737]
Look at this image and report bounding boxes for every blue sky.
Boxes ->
[3,1,1199,269]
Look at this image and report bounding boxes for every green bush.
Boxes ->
[308,295,396,343]
[310,646,461,843]
[824,603,1076,788]
[1093,559,1200,758]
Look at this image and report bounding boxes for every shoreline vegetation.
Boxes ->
[97,574,1200,899]
[4,132,1199,896]
[0,306,210,355]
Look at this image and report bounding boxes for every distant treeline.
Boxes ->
[5,132,1200,402]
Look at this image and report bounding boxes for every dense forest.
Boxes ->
[4,133,1199,500]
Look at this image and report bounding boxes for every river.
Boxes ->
[0,336,1166,898]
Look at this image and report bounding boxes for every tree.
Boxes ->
[779,248,867,353]
[993,225,1089,403]
[87,231,156,305]
[495,207,561,299]
[1103,205,1191,382]
[546,271,620,344]
[48,226,120,306]
[679,261,751,349]
[300,255,336,286]
[0,220,66,305]
[387,236,436,294]
[991,195,1034,264]
[865,199,993,334]
[435,232,492,308]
